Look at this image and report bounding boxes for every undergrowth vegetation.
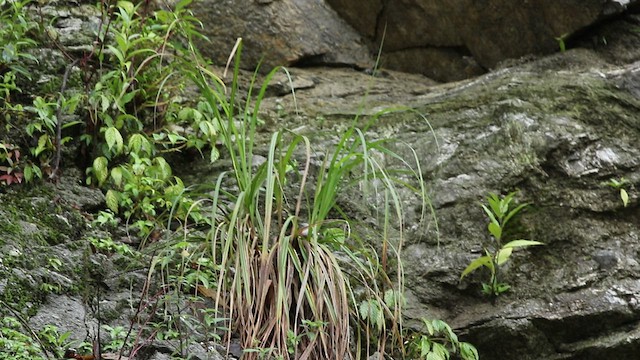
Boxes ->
[0,0,479,359]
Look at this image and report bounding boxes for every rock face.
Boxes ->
[191,0,373,71]
[326,0,640,81]
[254,21,640,357]
[4,3,640,360]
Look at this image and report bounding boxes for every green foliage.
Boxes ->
[102,324,133,353]
[603,177,630,207]
[461,192,543,296]
[0,0,39,184]
[0,316,44,360]
[24,94,82,179]
[89,236,136,257]
[80,0,217,237]
[0,0,37,105]
[407,319,479,360]
[177,41,436,359]
[37,324,77,358]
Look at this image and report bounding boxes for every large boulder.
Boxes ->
[191,0,373,71]
[326,0,640,81]
[255,31,640,358]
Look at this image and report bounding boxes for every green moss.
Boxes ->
[0,271,47,317]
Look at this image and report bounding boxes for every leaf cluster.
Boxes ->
[407,319,478,360]
[461,192,543,296]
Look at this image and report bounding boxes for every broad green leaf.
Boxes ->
[128,133,142,153]
[105,127,123,153]
[117,0,135,15]
[488,222,501,240]
[497,283,511,294]
[167,132,185,144]
[175,0,192,11]
[502,239,544,249]
[496,247,513,265]
[105,189,119,213]
[119,89,138,106]
[153,157,171,179]
[100,94,110,113]
[210,147,220,163]
[93,156,108,185]
[178,107,192,121]
[431,342,449,360]
[442,321,457,343]
[111,167,123,187]
[424,319,434,335]
[23,165,33,182]
[128,133,151,155]
[420,337,431,357]
[621,188,629,207]
[155,9,171,24]
[461,255,492,279]
[460,342,479,360]
[432,319,445,333]
[199,120,216,138]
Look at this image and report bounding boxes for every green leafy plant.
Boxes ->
[89,236,136,257]
[555,33,569,52]
[24,94,82,180]
[80,0,216,237]
[101,324,132,353]
[461,192,543,296]
[176,40,436,359]
[37,324,77,358]
[407,319,478,360]
[0,316,45,360]
[603,177,630,207]
[0,0,37,105]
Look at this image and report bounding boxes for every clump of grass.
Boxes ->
[179,41,435,359]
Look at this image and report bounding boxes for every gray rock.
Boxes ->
[255,47,640,359]
[190,0,373,72]
[328,0,640,81]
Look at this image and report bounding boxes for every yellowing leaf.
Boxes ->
[111,167,123,187]
[621,188,629,207]
[502,240,544,249]
[496,247,513,265]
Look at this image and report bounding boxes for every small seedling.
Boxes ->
[603,177,630,207]
[461,192,543,296]
[555,33,570,52]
